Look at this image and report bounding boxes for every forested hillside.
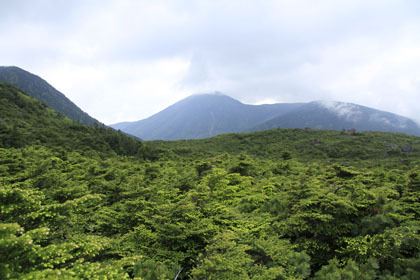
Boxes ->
[0,66,99,126]
[1,83,420,279]
[0,83,143,157]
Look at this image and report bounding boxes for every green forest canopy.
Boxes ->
[1,82,420,279]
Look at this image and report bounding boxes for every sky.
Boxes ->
[2,0,420,125]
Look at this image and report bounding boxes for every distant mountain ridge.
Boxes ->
[112,93,420,140]
[2,66,418,139]
[0,66,99,126]
[111,93,304,140]
[251,100,420,135]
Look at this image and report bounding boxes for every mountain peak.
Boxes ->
[179,92,243,106]
[193,91,225,96]
[111,93,304,140]
[187,91,235,99]
[0,65,23,70]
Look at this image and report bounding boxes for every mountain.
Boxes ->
[0,82,142,156]
[0,66,99,126]
[252,101,420,136]
[111,93,302,140]
[112,93,420,140]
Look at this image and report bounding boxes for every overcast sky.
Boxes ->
[2,0,420,124]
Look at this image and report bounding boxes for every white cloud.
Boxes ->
[2,0,420,124]
[317,101,363,122]
[42,57,191,124]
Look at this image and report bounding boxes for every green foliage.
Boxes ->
[134,259,180,280]
[1,83,420,278]
[191,231,253,279]
[314,258,378,280]
[282,151,292,160]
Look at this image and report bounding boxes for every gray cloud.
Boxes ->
[1,0,420,124]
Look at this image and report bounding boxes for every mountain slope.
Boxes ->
[112,93,420,140]
[111,93,302,140]
[0,82,142,156]
[252,101,420,136]
[0,66,99,126]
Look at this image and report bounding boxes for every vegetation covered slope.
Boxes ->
[0,66,99,126]
[149,128,420,166]
[0,82,143,157]
[1,83,420,279]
